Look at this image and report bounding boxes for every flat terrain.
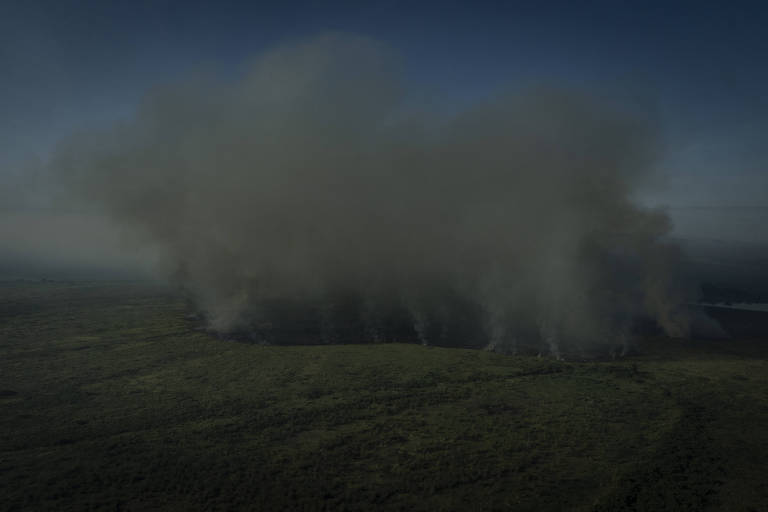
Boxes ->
[2,282,768,511]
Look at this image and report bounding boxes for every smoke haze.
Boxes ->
[52,34,691,355]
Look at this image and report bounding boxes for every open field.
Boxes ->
[2,282,768,511]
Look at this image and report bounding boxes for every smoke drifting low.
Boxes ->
[54,35,691,355]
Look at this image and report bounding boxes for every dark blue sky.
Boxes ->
[2,1,767,235]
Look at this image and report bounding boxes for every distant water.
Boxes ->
[699,302,768,313]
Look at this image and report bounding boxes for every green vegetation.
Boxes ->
[2,282,768,511]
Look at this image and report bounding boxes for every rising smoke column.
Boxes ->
[53,34,690,355]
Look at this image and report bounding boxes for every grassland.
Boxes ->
[2,282,768,511]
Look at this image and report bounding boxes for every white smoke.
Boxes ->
[52,34,691,355]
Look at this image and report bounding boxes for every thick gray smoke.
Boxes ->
[53,34,690,356]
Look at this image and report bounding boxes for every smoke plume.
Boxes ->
[53,34,690,355]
